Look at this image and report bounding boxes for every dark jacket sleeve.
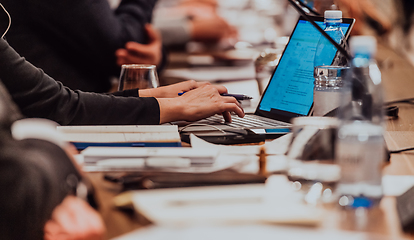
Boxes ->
[0,39,160,125]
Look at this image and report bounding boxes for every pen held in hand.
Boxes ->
[178,92,252,101]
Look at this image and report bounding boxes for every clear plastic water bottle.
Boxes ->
[313,10,347,68]
[312,10,348,116]
[335,36,385,208]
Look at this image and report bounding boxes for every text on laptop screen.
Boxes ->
[258,20,351,116]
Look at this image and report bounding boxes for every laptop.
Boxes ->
[180,15,355,144]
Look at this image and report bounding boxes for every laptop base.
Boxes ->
[180,127,288,145]
[180,130,264,145]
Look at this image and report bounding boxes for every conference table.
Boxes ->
[86,41,414,239]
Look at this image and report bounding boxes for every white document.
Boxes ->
[57,125,179,133]
[190,134,261,155]
[190,133,292,155]
[81,146,258,173]
[263,133,292,155]
[114,177,399,240]
[96,158,192,169]
[81,147,218,165]
[189,134,292,174]
[57,125,180,143]
[382,175,414,196]
[127,177,323,227]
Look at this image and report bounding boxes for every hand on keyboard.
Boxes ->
[157,84,245,123]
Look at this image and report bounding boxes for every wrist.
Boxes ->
[157,98,184,124]
[139,88,161,98]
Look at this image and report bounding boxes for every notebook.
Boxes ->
[57,125,182,150]
[179,15,354,144]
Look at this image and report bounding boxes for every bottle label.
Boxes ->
[336,126,384,197]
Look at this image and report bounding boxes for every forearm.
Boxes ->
[0,39,161,125]
[18,80,160,125]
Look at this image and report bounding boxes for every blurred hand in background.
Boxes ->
[115,24,163,67]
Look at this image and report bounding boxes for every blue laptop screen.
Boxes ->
[258,20,351,116]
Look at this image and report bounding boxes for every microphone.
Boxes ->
[287,0,352,61]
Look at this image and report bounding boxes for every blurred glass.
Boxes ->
[254,48,282,94]
[286,116,340,204]
[313,66,350,116]
[118,64,159,91]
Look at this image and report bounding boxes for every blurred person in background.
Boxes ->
[151,0,237,47]
[383,0,414,66]
[0,4,242,235]
[0,137,106,240]
[298,0,393,36]
[0,84,105,240]
[113,0,238,66]
[0,3,244,127]
[115,23,164,68]
[0,37,244,125]
[0,0,164,93]
[334,0,392,36]
[334,0,414,67]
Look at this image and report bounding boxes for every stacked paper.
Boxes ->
[57,125,181,149]
[81,147,218,166]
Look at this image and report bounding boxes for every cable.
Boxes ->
[383,97,414,119]
[382,98,414,153]
[0,3,11,39]
[385,97,414,106]
[179,123,227,135]
[389,147,414,154]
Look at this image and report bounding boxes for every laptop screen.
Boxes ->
[256,17,353,122]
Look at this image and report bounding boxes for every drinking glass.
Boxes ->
[286,116,340,204]
[255,48,282,94]
[313,66,350,116]
[118,64,159,91]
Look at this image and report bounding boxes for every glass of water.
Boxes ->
[313,66,350,116]
[286,116,341,204]
[118,64,159,91]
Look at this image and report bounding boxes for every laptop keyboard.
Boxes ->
[200,114,290,129]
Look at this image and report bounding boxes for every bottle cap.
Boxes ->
[324,10,342,22]
[350,35,377,56]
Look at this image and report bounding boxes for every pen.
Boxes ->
[178,92,252,101]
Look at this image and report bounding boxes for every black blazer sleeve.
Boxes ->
[0,39,160,125]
